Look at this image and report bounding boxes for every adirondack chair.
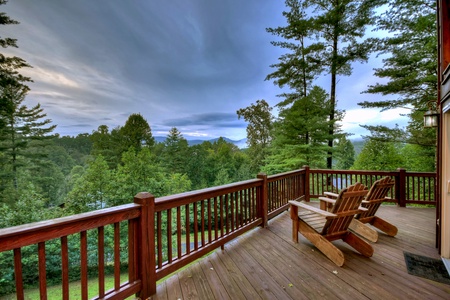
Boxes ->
[321,177,397,242]
[289,182,372,267]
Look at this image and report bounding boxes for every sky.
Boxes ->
[2,0,409,141]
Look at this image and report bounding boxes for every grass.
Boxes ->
[0,273,136,300]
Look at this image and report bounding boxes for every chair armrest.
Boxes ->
[324,191,339,198]
[318,196,336,204]
[291,195,305,202]
[289,200,336,217]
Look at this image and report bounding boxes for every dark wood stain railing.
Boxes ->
[305,166,436,206]
[0,167,436,299]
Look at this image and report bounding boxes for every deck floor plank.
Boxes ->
[155,205,450,299]
[215,246,263,300]
[198,254,231,300]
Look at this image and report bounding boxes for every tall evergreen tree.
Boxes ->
[161,127,189,174]
[264,86,342,173]
[358,0,437,148]
[0,1,56,200]
[268,0,380,168]
[266,0,323,105]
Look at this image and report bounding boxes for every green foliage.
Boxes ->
[112,147,168,204]
[0,181,63,228]
[160,127,190,175]
[359,0,437,147]
[334,136,355,170]
[352,138,404,171]
[268,0,380,168]
[89,125,122,169]
[119,113,155,150]
[400,143,435,172]
[0,2,56,201]
[264,86,342,173]
[266,0,324,100]
[54,133,92,165]
[237,99,273,173]
[65,155,113,213]
[90,114,155,169]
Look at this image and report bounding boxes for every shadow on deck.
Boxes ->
[151,205,450,299]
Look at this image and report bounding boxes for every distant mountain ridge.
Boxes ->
[154,136,363,152]
[154,136,248,148]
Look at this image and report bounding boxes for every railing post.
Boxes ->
[303,165,310,202]
[134,192,156,298]
[395,168,406,207]
[257,173,268,228]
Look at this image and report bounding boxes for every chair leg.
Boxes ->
[292,217,298,243]
[371,217,398,237]
[349,219,378,242]
[298,220,345,267]
[290,206,299,243]
[343,232,374,258]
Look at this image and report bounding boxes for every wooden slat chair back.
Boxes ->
[351,177,397,241]
[357,177,395,220]
[323,184,369,238]
[321,177,397,242]
[289,182,372,267]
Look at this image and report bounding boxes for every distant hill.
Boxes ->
[154,136,247,149]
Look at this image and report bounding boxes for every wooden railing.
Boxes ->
[0,167,436,299]
[304,166,436,206]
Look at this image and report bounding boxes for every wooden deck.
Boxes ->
[150,204,450,300]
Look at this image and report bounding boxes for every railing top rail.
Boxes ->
[403,172,437,177]
[267,169,306,182]
[309,169,399,176]
[309,169,436,177]
[155,178,263,212]
[0,203,140,252]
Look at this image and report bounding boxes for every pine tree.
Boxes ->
[161,127,189,174]
[0,1,56,200]
[358,0,437,148]
[264,86,343,173]
[268,0,380,168]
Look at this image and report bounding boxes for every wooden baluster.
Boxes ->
[208,198,212,242]
[38,242,47,300]
[220,195,224,238]
[128,219,138,282]
[80,231,88,300]
[185,204,190,255]
[230,193,236,232]
[13,248,24,300]
[201,200,205,246]
[177,207,182,258]
[225,194,229,234]
[214,197,219,240]
[98,227,105,298]
[193,203,198,250]
[167,209,172,263]
[157,212,162,268]
[61,237,69,300]
[113,223,120,290]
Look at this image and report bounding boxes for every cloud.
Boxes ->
[2,1,403,141]
[341,107,410,139]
